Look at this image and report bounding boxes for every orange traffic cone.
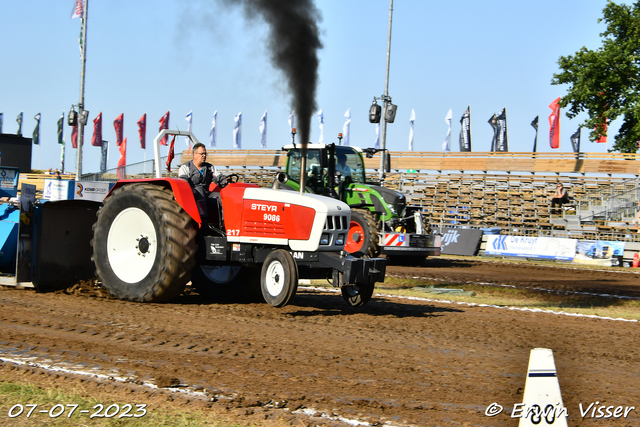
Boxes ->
[633,253,639,268]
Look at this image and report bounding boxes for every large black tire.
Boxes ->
[191,264,263,302]
[261,249,298,307]
[344,209,380,258]
[341,282,375,307]
[92,184,197,302]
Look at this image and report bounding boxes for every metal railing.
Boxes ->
[79,156,177,182]
[576,177,640,221]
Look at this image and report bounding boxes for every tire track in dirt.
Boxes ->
[1,259,639,426]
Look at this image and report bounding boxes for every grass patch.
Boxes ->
[309,276,640,321]
[0,380,245,427]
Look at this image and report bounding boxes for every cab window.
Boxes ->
[335,147,365,183]
[288,149,324,188]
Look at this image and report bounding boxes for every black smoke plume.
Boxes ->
[223,0,323,147]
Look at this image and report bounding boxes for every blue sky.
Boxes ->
[0,0,626,173]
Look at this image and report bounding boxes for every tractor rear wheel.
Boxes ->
[191,264,263,302]
[344,209,380,258]
[261,249,298,307]
[92,184,197,302]
[341,282,375,307]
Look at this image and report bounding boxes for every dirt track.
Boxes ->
[1,258,640,426]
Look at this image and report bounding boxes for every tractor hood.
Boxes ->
[369,185,406,215]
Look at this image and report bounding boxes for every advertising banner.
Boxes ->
[485,235,577,260]
[16,183,35,283]
[574,240,625,267]
[435,227,483,256]
[74,181,114,202]
[43,179,75,201]
[0,167,19,198]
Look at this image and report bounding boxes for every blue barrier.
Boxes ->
[0,203,19,269]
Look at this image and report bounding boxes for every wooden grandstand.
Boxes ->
[35,149,635,242]
[181,149,640,242]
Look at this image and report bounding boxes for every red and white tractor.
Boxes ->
[90,130,386,307]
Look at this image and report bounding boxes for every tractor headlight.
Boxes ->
[320,233,330,245]
[336,234,345,245]
[388,204,397,215]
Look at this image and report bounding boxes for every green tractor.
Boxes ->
[281,143,441,265]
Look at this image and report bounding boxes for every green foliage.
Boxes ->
[552,1,640,152]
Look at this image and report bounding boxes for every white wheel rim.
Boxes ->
[200,265,241,284]
[264,260,285,297]
[106,207,157,283]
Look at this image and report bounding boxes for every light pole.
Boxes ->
[379,0,394,184]
[369,0,396,185]
[75,0,89,181]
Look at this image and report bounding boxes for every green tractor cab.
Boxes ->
[282,143,441,264]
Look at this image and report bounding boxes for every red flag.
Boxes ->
[137,113,147,149]
[117,136,127,179]
[166,135,176,172]
[548,97,561,149]
[159,111,170,146]
[91,112,102,147]
[71,124,78,148]
[113,113,124,146]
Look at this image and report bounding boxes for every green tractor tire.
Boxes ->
[344,209,380,258]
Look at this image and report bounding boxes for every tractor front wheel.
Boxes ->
[344,209,380,258]
[341,282,375,307]
[92,184,197,302]
[261,249,298,307]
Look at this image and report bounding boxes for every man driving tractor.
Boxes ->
[178,143,227,227]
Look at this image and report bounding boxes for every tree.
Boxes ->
[551,1,640,153]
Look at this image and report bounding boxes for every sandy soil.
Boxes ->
[1,258,639,426]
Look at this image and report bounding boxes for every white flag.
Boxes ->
[209,111,217,148]
[443,108,452,152]
[70,0,83,19]
[342,108,351,146]
[374,123,380,149]
[259,110,267,148]
[408,109,415,151]
[317,108,324,143]
[185,110,193,148]
[288,111,295,133]
[233,112,242,149]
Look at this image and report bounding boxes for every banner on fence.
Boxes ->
[574,240,625,267]
[435,227,483,256]
[485,235,577,260]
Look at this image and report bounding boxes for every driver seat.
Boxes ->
[202,186,225,235]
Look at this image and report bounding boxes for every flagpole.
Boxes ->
[75,0,88,181]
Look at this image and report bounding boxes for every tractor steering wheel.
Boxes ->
[218,173,240,188]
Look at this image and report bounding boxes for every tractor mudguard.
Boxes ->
[108,178,202,226]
